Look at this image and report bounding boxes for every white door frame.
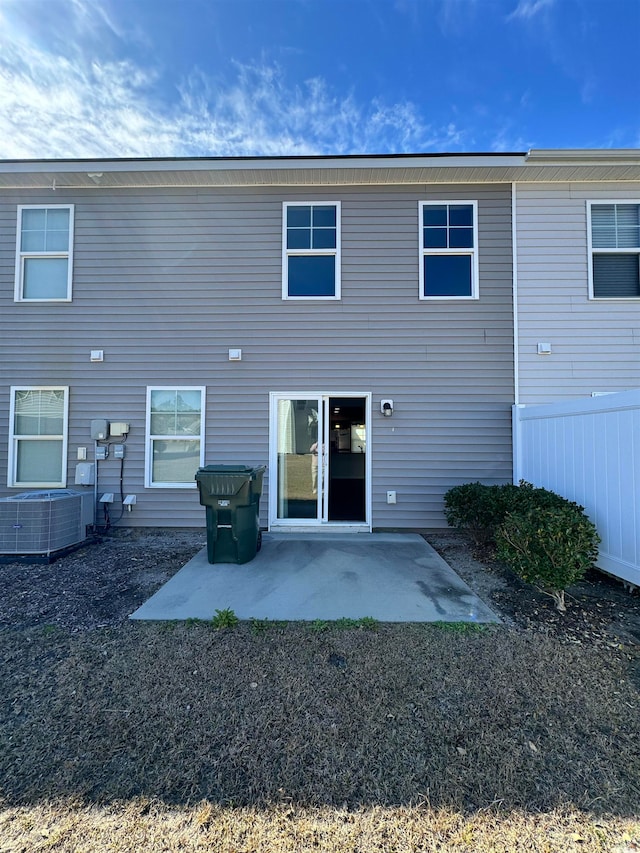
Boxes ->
[268,391,372,532]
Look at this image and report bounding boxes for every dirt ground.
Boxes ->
[0,528,639,852]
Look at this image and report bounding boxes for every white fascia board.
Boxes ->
[0,153,527,175]
[527,148,640,165]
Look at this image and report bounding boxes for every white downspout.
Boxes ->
[511,181,520,406]
[511,182,521,485]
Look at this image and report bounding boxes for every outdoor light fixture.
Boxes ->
[381,399,394,417]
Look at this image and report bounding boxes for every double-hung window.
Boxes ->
[145,387,205,488]
[15,205,74,301]
[588,202,640,299]
[283,202,341,299]
[419,201,478,299]
[8,387,69,487]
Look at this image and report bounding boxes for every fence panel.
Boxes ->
[513,390,640,587]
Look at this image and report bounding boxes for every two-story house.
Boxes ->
[1,151,638,533]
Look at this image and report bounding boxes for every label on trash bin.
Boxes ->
[217,499,230,507]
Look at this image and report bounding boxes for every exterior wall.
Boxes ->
[0,182,514,528]
[515,181,640,405]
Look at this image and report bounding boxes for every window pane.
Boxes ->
[593,254,640,298]
[617,228,640,249]
[176,390,202,413]
[21,229,46,252]
[591,205,615,228]
[15,390,64,435]
[312,206,336,228]
[152,439,200,484]
[150,389,177,413]
[150,413,176,435]
[23,257,68,299]
[449,227,474,249]
[287,206,311,227]
[312,228,336,249]
[423,228,447,248]
[44,229,70,252]
[449,205,473,227]
[16,439,63,484]
[46,208,70,231]
[287,228,311,249]
[591,227,617,248]
[288,255,336,297]
[424,254,473,297]
[22,208,47,230]
[423,206,447,227]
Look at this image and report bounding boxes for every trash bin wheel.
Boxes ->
[257,530,262,552]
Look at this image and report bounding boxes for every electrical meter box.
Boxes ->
[90,419,109,440]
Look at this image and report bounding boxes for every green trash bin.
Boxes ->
[195,464,266,564]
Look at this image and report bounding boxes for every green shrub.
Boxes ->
[443,482,506,544]
[443,480,574,546]
[495,503,600,612]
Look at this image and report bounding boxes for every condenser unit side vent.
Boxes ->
[0,489,93,556]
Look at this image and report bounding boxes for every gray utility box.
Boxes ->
[0,489,93,556]
[195,465,266,564]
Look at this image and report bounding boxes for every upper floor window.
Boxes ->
[588,202,640,299]
[8,387,69,488]
[145,387,205,488]
[15,205,74,301]
[283,202,341,299]
[419,201,478,300]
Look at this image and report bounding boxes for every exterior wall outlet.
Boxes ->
[537,342,552,355]
[90,350,104,362]
[387,490,397,504]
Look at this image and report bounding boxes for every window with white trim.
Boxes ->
[145,387,205,488]
[588,202,640,299]
[283,202,341,299]
[8,387,69,487]
[15,205,74,301]
[419,201,478,299]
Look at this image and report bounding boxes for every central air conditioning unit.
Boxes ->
[0,489,94,557]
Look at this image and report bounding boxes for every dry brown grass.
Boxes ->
[1,620,639,852]
[1,800,638,852]
[1,531,639,852]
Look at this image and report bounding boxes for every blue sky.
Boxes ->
[0,0,638,159]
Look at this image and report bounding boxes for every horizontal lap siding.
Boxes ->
[0,183,513,528]
[516,182,640,404]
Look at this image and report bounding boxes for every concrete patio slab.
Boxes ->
[131,532,499,623]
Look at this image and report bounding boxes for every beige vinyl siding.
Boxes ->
[516,182,640,404]
[0,183,513,528]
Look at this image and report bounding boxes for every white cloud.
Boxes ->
[0,2,466,159]
[508,0,555,21]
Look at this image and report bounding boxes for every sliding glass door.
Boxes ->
[274,396,324,521]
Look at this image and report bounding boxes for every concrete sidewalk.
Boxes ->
[130,532,499,623]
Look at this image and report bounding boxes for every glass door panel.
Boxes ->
[276,397,322,520]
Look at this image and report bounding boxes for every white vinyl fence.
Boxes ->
[513,389,640,587]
